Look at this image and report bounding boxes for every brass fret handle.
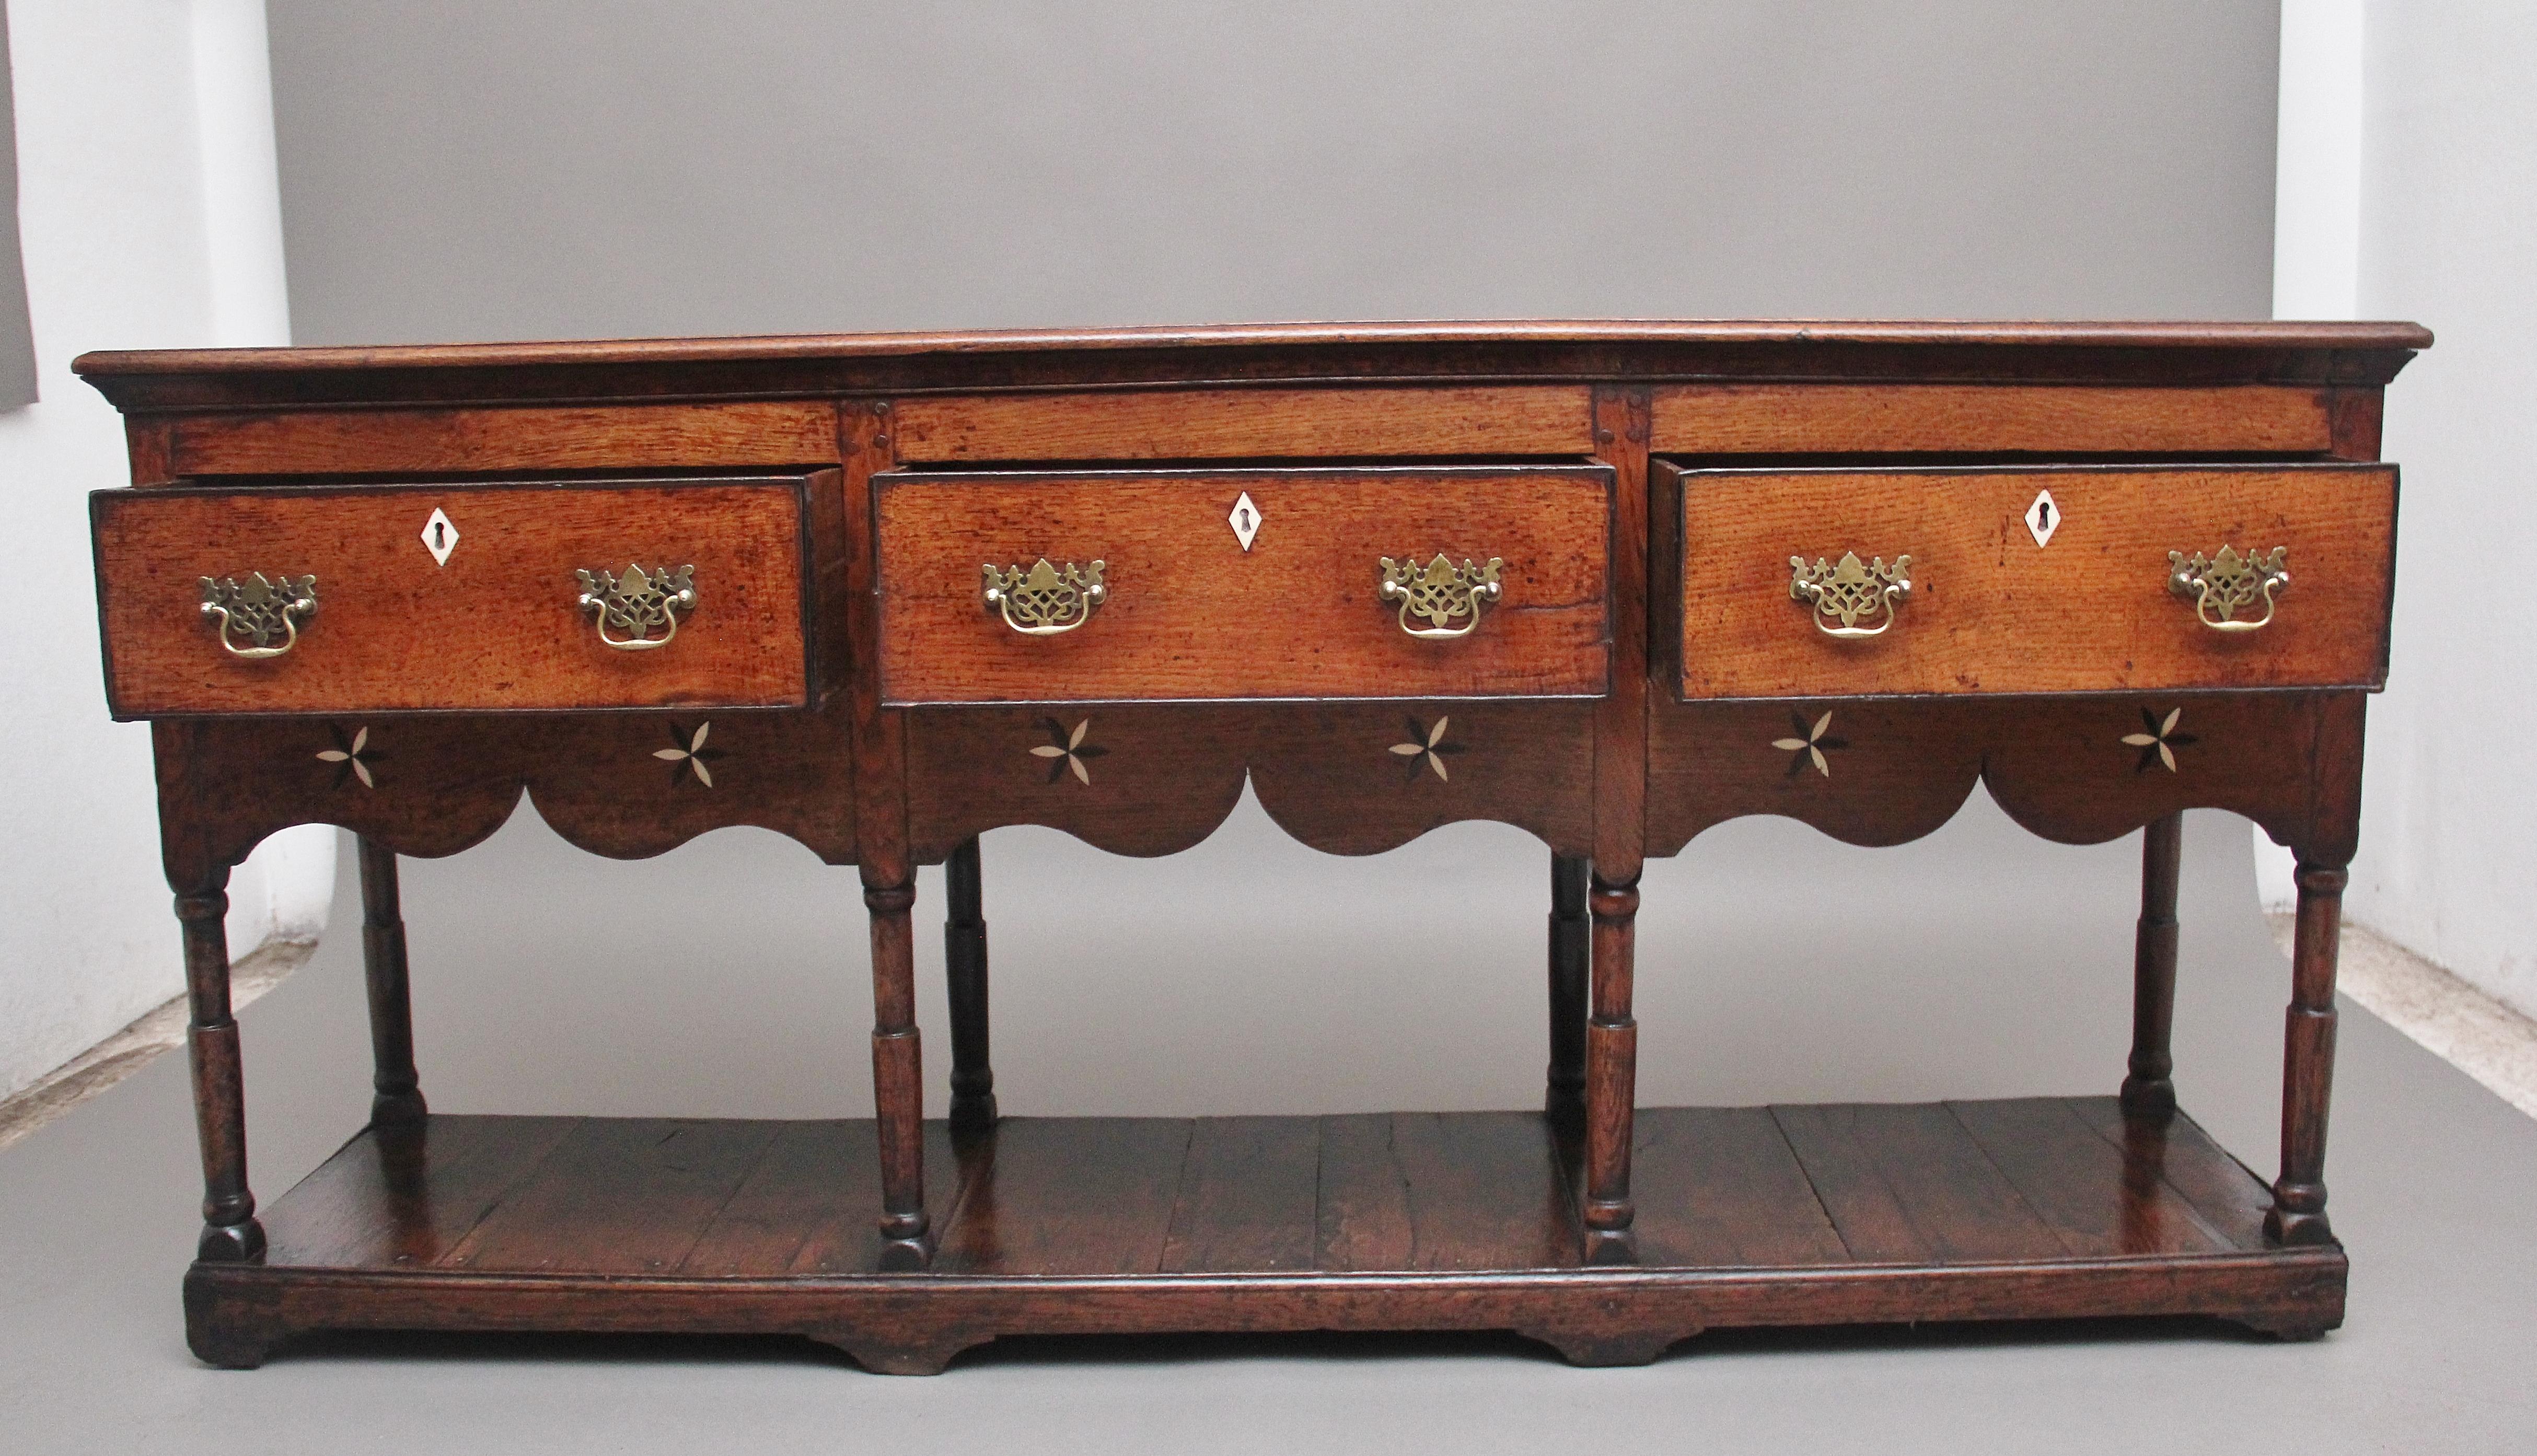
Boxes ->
[200,573,318,659]
[1789,552,1912,638]
[1378,554,1503,639]
[983,558,1106,635]
[576,564,697,651]
[2169,546,2288,632]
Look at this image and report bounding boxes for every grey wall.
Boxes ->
[0,5,39,407]
[270,1,2277,342]
[258,1,2291,1126]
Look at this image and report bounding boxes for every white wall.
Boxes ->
[2261,0,2368,915]
[2330,1,2537,1016]
[0,0,330,1101]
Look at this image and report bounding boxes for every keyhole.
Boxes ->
[1238,507,1252,530]
[433,522,447,549]
[2035,500,2053,532]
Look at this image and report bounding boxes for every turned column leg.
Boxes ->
[357,837,427,1127]
[943,837,997,1132]
[1582,870,1640,1264]
[2120,812,2183,1118]
[865,877,930,1267]
[1546,854,1590,1122]
[175,873,264,1262]
[2267,861,2346,1246]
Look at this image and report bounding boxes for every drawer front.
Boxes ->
[94,476,825,717]
[876,467,1612,704]
[1675,464,2396,700]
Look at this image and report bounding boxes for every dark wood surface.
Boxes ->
[80,319,2440,374]
[249,1099,2292,1275]
[354,838,426,1128]
[2272,861,2349,1245]
[942,836,997,1130]
[840,401,931,1267]
[1580,388,1653,1261]
[147,705,862,872]
[2122,813,2185,1117]
[1647,692,2368,864]
[75,320,2433,415]
[876,467,1614,705]
[193,1098,2339,1372]
[904,701,1599,863]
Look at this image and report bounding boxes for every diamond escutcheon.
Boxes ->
[2024,490,2059,548]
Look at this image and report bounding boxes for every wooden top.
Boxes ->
[73,319,2432,411]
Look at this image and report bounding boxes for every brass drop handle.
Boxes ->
[983,558,1106,635]
[2169,546,2287,632]
[576,563,697,650]
[201,573,318,659]
[1378,554,1503,639]
[1789,552,1912,638]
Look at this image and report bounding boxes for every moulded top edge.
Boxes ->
[72,318,2436,378]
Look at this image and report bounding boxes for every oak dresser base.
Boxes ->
[75,320,2426,1375]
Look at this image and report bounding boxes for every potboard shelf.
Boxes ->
[189,1100,2341,1372]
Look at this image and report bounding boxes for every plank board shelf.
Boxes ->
[190,1100,2341,1372]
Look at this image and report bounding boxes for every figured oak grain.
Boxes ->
[1677,464,2395,700]
[892,385,1594,460]
[876,467,1613,704]
[1652,383,2336,456]
[95,477,818,716]
[168,402,841,477]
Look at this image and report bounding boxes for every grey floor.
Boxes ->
[3,801,2533,1453]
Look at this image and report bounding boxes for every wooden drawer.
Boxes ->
[93,474,839,718]
[876,466,1613,704]
[1671,463,2396,700]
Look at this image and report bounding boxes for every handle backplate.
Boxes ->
[983,558,1106,635]
[1789,552,1912,638]
[1378,554,1503,639]
[200,573,318,659]
[577,563,697,650]
[2168,546,2288,632]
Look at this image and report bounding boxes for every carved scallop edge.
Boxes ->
[1647,693,2362,866]
[902,704,1598,864]
[149,713,861,887]
[902,706,1254,864]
